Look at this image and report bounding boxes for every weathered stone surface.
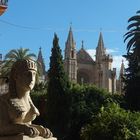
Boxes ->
[0,136,57,140]
[0,59,53,138]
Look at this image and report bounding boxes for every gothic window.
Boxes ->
[99,71,103,88]
[71,50,74,58]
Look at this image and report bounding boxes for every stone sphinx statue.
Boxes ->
[0,59,53,139]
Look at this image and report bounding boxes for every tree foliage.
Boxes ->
[32,81,125,140]
[66,84,118,140]
[124,10,140,56]
[124,11,140,111]
[31,82,48,126]
[46,34,70,139]
[0,48,36,79]
[81,103,140,140]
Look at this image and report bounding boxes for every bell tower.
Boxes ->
[96,32,114,93]
[64,26,77,82]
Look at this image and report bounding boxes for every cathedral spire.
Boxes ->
[66,26,75,49]
[118,59,125,94]
[96,32,106,62]
[38,47,42,61]
[97,32,104,48]
[37,47,46,75]
[64,26,77,82]
[65,26,76,59]
[119,60,125,78]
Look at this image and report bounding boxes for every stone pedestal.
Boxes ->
[0,135,57,140]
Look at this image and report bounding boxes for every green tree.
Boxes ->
[81,103,140,140]
[46,34,70,139]
[67,84,109,140]
[124,11,140,111]
[31,82,48,127]
[66,84,125,140]
[0,48,36,78]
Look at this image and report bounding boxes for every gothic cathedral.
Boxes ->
[0,27,124,94]
[64,27,124,93]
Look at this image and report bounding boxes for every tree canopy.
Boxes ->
[0,48,36,79]
[46,34,70,139]
[124,11,140,111]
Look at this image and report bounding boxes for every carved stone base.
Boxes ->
[0,135,57,140]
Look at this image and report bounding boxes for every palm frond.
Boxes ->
[126,37,136,52]
[127,22,140,30]
[1,48,37,79]
[124,28,138,37]
[124,31,136,43]
[128,15,140,23]
[5,49,19,60]
[136,10,140,14]
[26,53,36,59]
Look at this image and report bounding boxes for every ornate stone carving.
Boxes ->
[0,59,53,139]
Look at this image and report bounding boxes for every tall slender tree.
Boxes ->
[46,34,70,139]
[124,11,140,110]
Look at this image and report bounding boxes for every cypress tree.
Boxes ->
[46,34,70,139]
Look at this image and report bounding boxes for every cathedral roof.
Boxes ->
[77,41,95,64]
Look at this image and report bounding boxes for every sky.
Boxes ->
[0,0,140,74]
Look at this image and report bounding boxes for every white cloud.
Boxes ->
[106,49,118,54]
[112,56,128,76]
[86,49,96,60]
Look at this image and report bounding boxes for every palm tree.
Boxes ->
[124,10,140,60]
[5,48,36,61]
[124,11,140,111]
[0,48,36,79]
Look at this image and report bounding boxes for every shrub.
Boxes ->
[31,82,48,126]
[81,103,140,140]
[66,84,110,140]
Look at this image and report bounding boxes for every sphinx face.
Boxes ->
[15,69,36,91]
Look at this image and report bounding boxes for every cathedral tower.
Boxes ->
[64,26,77,82]
[96,32,106,89]
[117,60,125,93]
[96,32,106,63]
[96,32,115,93]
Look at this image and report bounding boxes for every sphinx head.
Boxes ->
[9,59,37,97]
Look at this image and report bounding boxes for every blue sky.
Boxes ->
[0,0,140,72]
